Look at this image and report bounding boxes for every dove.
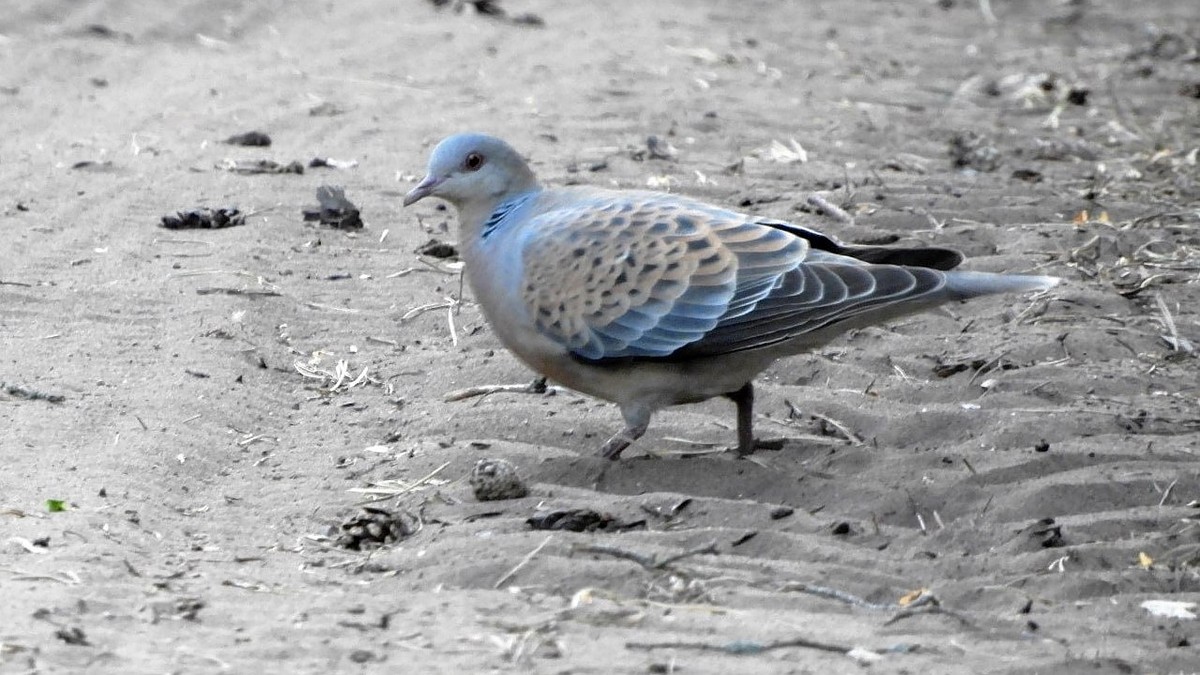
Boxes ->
[403,133,1058,460]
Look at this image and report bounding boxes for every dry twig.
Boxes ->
[779,581,901,611]
[196,287,281,297]
[349,460,453,503]
[627,635,854,655]
[884,593,975,628]
[444,377,568,402]
[2,382,65,403]
[575,540,719,571]
[493,535,553,589]
[805,194,854,224]
[294,358,370,393]
[784,400,864,445]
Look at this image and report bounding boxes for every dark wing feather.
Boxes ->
[668,259,948,358]
[756,218,964,270]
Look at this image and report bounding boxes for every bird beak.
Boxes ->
[403,175,443,206]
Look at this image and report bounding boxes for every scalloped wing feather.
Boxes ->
[519,190,959,362]
[520,192,806,360]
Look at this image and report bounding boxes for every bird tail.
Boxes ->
[944,271,1059,299]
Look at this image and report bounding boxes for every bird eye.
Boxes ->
[464,152,484,171]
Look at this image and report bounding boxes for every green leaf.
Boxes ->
[45,499,67,513]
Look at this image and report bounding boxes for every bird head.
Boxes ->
[403,133,539,210]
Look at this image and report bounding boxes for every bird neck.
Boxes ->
[457,187,540,243]
[506,164,540,197]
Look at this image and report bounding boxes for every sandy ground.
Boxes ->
[2,1,1199,672]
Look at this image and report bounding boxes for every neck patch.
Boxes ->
[481,194,533,240]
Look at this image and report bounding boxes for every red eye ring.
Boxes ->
[465,152,484,171]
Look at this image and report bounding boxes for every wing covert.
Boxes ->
[520,193,806,360]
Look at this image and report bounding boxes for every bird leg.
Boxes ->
[599,406,650,460]
[725,382,757,455]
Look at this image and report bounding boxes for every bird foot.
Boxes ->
[599,434,633,461]
[598,417,650,461]
[735,437,787,456]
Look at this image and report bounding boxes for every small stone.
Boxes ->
[469,458,529,501]
[225,130,272,147]
[55,627,89,646]
[769,505,795,520]
[416,239,459,259]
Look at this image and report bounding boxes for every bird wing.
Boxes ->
[519,191,948,362]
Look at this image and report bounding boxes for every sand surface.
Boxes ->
[2,1,1198,672]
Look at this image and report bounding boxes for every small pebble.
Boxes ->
[469,458,529,501]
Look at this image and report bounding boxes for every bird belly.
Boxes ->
[518,342,772,411]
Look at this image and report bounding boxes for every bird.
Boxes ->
[403,133,1058,460]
